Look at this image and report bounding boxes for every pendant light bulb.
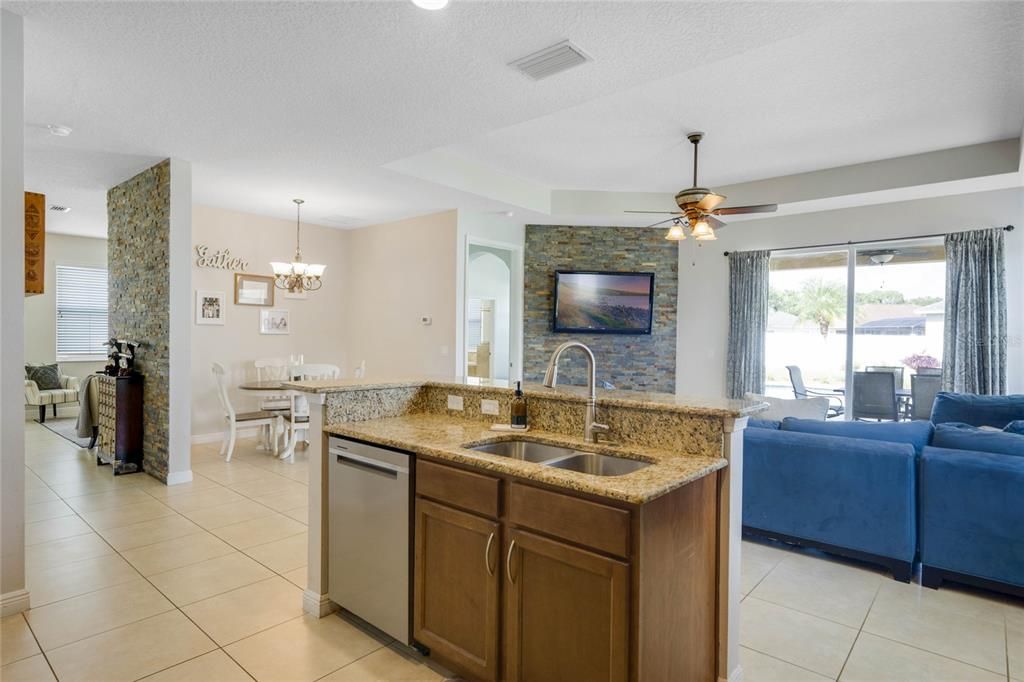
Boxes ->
[665,222,687,241]
[692,219,716,241]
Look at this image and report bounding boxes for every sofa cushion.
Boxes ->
[780,417,934,455]
[748,419,782,430]
[25,363,61,390]
[931,423,1024,458]
[930,392,1024,428]
[1005,420,1024,436]
[744,392,829,421]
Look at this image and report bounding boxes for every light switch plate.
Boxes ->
[481,399,499,415]
[447,395,464,411]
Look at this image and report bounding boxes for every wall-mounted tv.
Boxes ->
[553,271,655,335]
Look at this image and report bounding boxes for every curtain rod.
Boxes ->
[721,224,1014,257]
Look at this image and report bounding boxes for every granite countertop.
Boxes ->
[287,376,766,419]
[324,413,728,505]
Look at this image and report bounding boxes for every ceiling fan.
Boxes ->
[627,132,778,241]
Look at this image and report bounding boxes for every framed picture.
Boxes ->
[234,273,274,306]
[195,290,225,325]
[260,309,290,335]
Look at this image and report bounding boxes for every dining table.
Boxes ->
[238,380,300,460]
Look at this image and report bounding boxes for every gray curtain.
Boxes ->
[943,227,1007,394]
[727,250,770,399]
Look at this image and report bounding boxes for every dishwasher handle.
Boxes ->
[331,449,409,477]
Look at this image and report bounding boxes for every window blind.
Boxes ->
[56,265,109,358]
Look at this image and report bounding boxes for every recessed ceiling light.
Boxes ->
[46,124,72,137]
[49,205,71,213]
[411,0,448,9]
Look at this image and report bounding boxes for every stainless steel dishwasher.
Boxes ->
[328,436,410,644]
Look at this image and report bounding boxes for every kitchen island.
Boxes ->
[286,377,764,682]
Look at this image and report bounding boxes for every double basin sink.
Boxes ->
[465,439,650,477]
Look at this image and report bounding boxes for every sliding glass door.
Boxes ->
[766,250,849,399]
[767,238,945,419]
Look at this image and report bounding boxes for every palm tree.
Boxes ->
[795,279,845,339]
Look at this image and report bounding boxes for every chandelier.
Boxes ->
[270,199,325,293]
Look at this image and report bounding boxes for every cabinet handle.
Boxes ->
[506,539,517,585]
[484,532,495,576]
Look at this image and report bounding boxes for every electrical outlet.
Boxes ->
[481,399,499,415]
[447,395,464,411]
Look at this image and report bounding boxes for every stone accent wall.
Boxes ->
[107,160,172,481]
[523,225,678,392]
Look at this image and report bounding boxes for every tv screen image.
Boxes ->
[553,271,655,334]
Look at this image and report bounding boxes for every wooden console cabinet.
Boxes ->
[413,459,718,682]
[96,374,144,475]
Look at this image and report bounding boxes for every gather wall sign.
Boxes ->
[194,244,249,271]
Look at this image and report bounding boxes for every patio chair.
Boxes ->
[866,365,905,389]
[852,371,899,421]
[786,365,844,418]
[910,374,942,421]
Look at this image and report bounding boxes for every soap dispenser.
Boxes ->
[510,381,528,429]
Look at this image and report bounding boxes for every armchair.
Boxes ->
[25,373,81,423]
[786,365,844,418]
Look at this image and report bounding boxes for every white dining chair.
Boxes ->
[284,363,341,452]
[212,362,284,462]
[254,355,303,445]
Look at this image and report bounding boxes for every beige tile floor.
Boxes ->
[740,539,1024,681]
[7,420,1024,681]
[5,421,450,681]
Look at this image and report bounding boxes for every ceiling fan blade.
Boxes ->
[644,217,683,229]
[712,203,778,216]
[696,192,726,211]
[625,210,684,214]
[707,216,727,230]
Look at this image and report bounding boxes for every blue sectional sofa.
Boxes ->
[920,394,1024,596]
[743,393,1024,594]
[743,418,928,581]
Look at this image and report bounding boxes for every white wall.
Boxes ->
[676,187,1024,398]
[23,234,108,383]
[167,159,192,483]
[1,7,28,616]
[190,205,349,438]
[345,210,458,379]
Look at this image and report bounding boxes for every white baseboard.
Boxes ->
[191,427,259,445]
[720,665,744,682]
[303,590,337,618]
[166,470,194,486]
[1,589,30,617]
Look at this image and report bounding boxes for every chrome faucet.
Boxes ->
[542,341,610,443]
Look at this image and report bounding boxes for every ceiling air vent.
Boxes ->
[48,205,71,213]
[509,40,591,80]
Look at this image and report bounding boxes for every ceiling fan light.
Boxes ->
[665,223,687,241]
[691,219,716,240]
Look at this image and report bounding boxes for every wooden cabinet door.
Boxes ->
[414,498,500,681]
[504,529,630,682]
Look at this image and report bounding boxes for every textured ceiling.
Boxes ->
[9,1,1024,238]
[448,1,1024,192]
